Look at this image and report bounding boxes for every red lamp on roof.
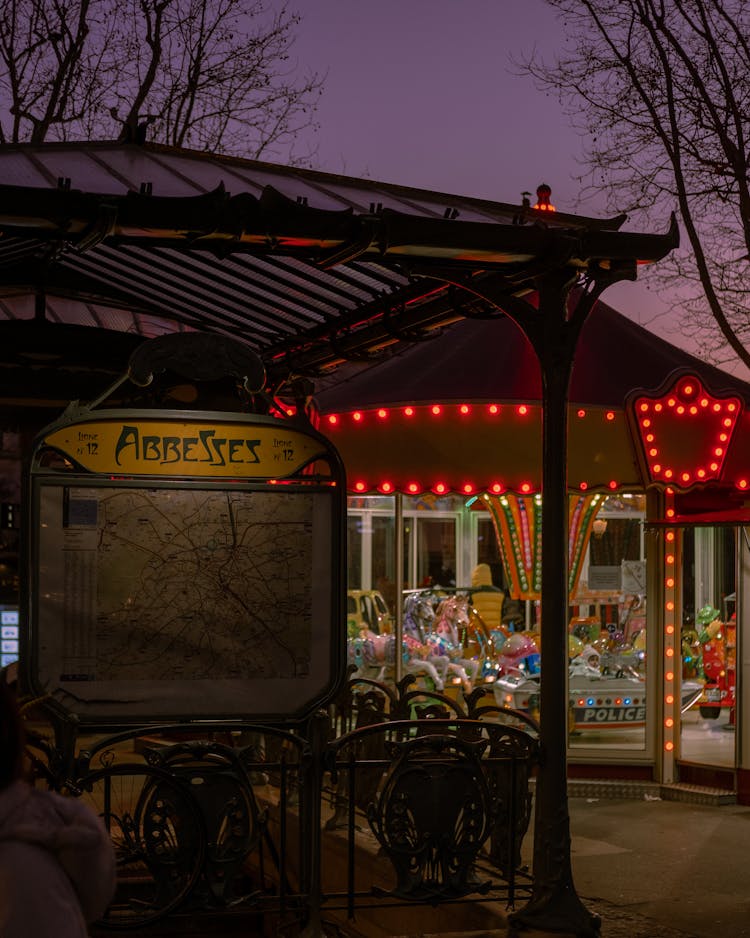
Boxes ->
[533,183,556,212]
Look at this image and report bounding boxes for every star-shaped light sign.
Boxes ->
[629,373,742,489]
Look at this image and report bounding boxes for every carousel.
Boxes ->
[316,298,750,786]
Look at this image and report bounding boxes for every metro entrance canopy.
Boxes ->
[0,142,675,415]
[0,141,679,938]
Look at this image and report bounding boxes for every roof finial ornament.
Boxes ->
[533,183,556,212]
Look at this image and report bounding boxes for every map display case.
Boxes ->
[24,407,346,724]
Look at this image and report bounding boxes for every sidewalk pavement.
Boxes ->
[92,791,749,938]
[419,793,750,937]
[536,793,750,938]
[326,791,745,938]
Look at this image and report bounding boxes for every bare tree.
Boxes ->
[519,0,750,371]
[0,0,323,162]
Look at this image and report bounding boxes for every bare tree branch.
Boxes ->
[0,0,323,162]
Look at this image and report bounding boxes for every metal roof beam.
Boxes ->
[112,245,324,333]
[0,182,677,270]
[263,277,496,380]
[60,249,275,344]
[154,248,348,324]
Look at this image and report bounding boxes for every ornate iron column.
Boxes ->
[460,262,640,937]
[508,271,602,937]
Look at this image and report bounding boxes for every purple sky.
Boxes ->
[294,1,583,202]
[287,0,726,370]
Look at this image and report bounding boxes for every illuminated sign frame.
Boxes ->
[627,371,743,491]
[24,406,346,726]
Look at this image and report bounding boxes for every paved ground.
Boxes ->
[532,794,750,938]
[93,790,749,937]
[326,792,749,938]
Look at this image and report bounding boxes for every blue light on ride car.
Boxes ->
[587,698,595,706]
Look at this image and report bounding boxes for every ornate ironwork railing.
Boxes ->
[322,717,537,918]
[20,678,540,936]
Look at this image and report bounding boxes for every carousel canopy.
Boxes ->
[315,300,750,409]
[315,304,750,504]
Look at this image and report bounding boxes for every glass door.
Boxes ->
[679,526,736,768]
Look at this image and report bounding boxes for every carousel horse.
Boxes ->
[466,606,510,679]
[400,634,446,690]
[347,624,445,690]
[432,595,480,692]
[403,592,435,642]
[401,592,453,683]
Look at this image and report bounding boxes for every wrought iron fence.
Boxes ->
[22,678,540,935]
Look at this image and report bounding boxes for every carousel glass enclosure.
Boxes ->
[346,492,743,774]
[345,491,653,755]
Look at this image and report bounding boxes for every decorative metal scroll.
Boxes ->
[325,676,392,831]
[142,740,264,906]
[366,733,494,903]
[465,720,536,876]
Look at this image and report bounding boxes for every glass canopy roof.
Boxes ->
[0,140,676,417]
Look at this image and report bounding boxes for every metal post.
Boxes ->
[509,273,601,937]
[395,492,404,682]
[299,710,329,938]
[738,528,750,782]
[416,260,656,936]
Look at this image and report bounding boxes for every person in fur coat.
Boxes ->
[0,679,116,937]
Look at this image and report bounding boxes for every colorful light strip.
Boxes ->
[483,492,602,600]
[663,490,678,774]
[323,401,620,427]
[349,480,623,496]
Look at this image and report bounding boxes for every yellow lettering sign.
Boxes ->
[44,420,327,478]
